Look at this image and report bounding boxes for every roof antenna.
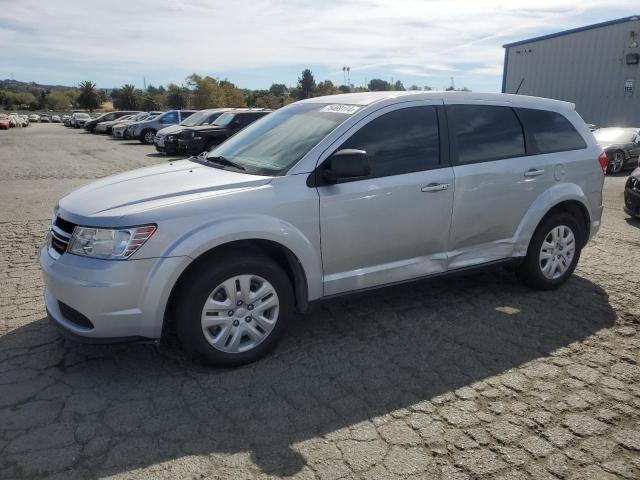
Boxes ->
[514,77,525,94]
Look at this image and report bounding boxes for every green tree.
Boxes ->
[77,81,101,111]
[393,80,405,91]
[115,84,138,110]
[409,85,420,91]
[316,80,339,97]
[296,69,316,99]
[269,83,288,97]
[368,78,391,91]
[166,83,188,109]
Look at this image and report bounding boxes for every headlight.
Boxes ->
[167,135,174,141]
[67,225,156,260]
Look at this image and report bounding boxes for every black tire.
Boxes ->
[174,251,294,367]
[608,150,625,174]
[516,212,583,290]
[141,129,156,144]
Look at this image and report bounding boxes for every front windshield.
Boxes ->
[206,103,358,175]
[133,113,149,121]
[181,111,213,127]
[77,113,90,119]
[594,128,636,143]
[213,112,235,127]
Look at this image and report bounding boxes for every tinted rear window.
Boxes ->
[516,108,586,153]
[448,105,525,164]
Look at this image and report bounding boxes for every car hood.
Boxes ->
[186,125,229,134]
[157,124,182,136]
[58,159,272,224]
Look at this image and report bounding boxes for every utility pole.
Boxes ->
[346,66,350,86]
[143,76,146,90]
[450,76,455,90]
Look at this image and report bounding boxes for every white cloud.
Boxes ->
[0,0,636,89]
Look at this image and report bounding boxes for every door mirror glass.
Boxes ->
[322,149,371,183]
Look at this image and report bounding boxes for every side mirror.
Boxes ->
[322,149,371,183]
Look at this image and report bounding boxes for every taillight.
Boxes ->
[598,152,608,175]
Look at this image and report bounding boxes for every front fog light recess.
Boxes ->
[67,225,156,259]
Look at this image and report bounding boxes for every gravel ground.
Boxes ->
[0,123,639,480]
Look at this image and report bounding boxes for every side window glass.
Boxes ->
[338,106,440,179]
[516,108,586,153]
[448,105,525,164]
[162,111,178,124]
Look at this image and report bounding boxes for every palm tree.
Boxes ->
[77,81,100,111]
[117,84,138,110]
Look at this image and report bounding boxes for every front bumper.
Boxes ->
[178,138,204,155]
[39,245,186,341]
[624,178,640,218]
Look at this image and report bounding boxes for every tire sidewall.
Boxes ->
[175,254,294,367]
[518,213,583,289]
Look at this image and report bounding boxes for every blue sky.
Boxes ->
[0,1,637,92]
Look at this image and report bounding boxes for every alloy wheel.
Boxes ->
[200,274,279,353]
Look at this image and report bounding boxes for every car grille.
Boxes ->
[50,216,76,255]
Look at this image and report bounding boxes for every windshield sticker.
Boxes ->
[320,104,360,115]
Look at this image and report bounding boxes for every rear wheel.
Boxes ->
[141,129,156,144]
[175,252,294,367]
[516,213,582,290]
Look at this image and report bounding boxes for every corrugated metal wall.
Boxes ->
[504,19,640,127]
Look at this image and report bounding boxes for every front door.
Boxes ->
[317,101,454,296]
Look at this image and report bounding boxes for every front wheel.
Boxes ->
[516,213,583,290]
[174,253,294,367]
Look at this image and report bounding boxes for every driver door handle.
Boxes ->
[421,183,449,192]
[524,168,545,177]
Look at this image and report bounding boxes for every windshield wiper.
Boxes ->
[206,155,246,171]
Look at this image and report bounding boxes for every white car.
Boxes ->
[29,114,40,122]
[52,115,61,123]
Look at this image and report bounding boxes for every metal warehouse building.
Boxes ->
[502,15,640,127]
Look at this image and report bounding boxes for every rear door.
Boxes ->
[445,103,553,269]
[317,101,455,295]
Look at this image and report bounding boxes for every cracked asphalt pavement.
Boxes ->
[1,124,639,479]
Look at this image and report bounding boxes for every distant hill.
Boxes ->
[0,79,76,92]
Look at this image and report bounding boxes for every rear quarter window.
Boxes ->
[516,108,586,154]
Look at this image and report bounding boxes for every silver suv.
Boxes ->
[40,92,604,366]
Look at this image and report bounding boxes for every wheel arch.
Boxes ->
[162,238,312,339]
[513,184,593,255]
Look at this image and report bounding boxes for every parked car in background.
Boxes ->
[52,115,61,123]
[8,114,20,127]
[95,114,135,134]
[0,114,10,129]
[62,114,70,122]
[624,167,640,218]
[155,108,232,155]
[178,109,271,156]
[127,110,196,144]
[85,111,140,133]
[40,114,51,123]
[70,112,91,128]
[112,111,161,139]
[39,92,604,366]
[593,127,640,174]
[29,114,40,123]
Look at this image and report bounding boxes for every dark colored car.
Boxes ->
[593,127,640,174]
[154,108,232,155]
[624,167,640,219]
[178,109,272,156]
[84,111,140,133]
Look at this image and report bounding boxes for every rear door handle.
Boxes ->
[524,168,545,177]
[421,183,450,192]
